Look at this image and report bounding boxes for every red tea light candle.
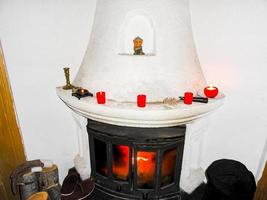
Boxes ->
[204,85,219,98]
[137,94,146,108]
[96,91,106,104]
[184,92,193,105]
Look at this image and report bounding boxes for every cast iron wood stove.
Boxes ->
[87,119,186,200]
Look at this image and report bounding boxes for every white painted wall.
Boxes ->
[190,0,267,178]
[0,0,266,181]
[0,0,97,180]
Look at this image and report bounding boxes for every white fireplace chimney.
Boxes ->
[73,0,206,102]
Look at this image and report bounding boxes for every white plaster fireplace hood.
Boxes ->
[56,0,224,127]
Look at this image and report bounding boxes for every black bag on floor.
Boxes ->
[202,159,256,200]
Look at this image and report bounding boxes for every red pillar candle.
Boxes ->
[184,92,193,105]
[96,91,106,104]
[137,94,146,108]
[204,85,219,98]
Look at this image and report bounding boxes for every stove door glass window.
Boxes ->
[137,151,156,189]
[94,139,108,176]
[161,147,177,187]
[112,145,130,181]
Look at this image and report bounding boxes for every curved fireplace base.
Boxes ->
[57,87,225,128]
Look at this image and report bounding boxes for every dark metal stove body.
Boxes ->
[87,119,186,200]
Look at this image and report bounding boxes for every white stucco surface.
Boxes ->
[74,0,206,102]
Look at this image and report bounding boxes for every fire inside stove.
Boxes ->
[95,143,177,189]
[112,145,158,188]
[112,145,130,181]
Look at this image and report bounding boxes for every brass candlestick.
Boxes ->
[63,67,76,90]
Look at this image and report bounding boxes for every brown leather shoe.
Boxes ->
[62,178,95,200]
[60,173,81,196]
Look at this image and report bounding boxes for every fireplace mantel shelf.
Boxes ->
[57,87,225,127]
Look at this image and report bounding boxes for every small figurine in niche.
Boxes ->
[133,36,145,55]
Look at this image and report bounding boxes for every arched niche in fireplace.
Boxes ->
[118,10,156,56]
